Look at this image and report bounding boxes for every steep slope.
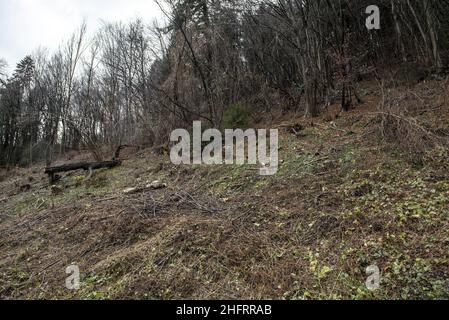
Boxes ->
[0,80,448,300]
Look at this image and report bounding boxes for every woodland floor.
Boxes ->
[1,80,449,300]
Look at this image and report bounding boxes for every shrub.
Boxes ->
[222,103,250,129]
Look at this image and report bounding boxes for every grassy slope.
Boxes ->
[0,80,448,300]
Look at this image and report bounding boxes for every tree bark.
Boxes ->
[45,159,121,184]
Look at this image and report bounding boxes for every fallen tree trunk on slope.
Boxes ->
[45,159,122,184]
[45,145,141,184]
[44,145,133,184]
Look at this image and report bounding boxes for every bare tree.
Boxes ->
[0,58,7,81]
[1,0,449,167]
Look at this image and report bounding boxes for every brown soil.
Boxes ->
[1,79,448,300]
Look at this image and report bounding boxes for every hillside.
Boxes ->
[1,79,448,300]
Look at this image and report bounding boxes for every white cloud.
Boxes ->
[0,0,163,72]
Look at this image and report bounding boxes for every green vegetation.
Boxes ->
[222,104,250,129]
[1,84,448,300]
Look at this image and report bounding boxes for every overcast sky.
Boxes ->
[0,0,163,73]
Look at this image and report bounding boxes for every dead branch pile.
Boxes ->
[370,112,442,150]
[126,189,225,218]
[364,90,448,157]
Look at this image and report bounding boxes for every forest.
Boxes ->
[1,0,449,301]
[1,0,448,167]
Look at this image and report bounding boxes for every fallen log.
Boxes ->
[45,159,121,184]
[123,181,168,195]
[43,145,142,184]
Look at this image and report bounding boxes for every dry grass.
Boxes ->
[0,79,448,300]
